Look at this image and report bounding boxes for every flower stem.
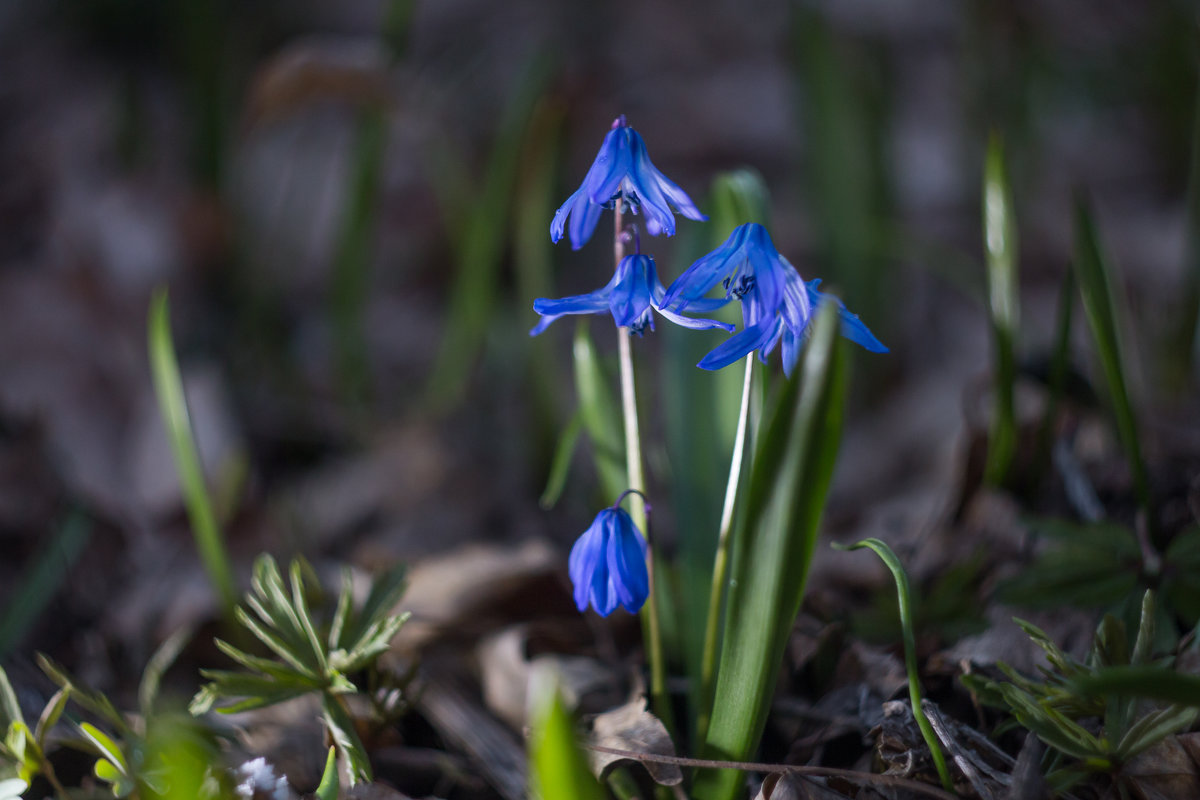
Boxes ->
[613,206,667,728]
[696,354,754,744]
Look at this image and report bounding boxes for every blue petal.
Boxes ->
[606,509,649,613]
[550,186,582,244]
[780,328,802,377]
[780,270,813,338]
[627,132,678,237]
[530,290,611,336]
[568,516,608,613]
[804,280,888,353]
[608,255,655,329]
[663,224,750,307]
[584,127,633,206]
[698,319,781,371]
[568,192,605,251]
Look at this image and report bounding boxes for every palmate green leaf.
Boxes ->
[573,323,626,501]
[213,638,309,682]
[233,607,320,680]
[693,304,846,800]
[288,560,330,676]
[1072,201,1150,514]
[331,613,410,675]
[997,685,1105,763]
[998,550,1139,610]
[250,556,314,661]
[342,563,407,652]
[983,133,1019,487]
[193,669,319,711]
[321,693,371,785]
[328,568,355,652]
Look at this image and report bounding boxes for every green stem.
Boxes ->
[612,207,667,728]
[696,354,754,744]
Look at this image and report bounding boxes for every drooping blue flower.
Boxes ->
[662,223,887,375]
[530,253,734,336]
[551,116,707,250]
[568,500,649,616]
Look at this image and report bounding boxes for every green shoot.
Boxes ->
[833,538,953,792]
[148,288,237,619]
[1071,201,1150,516]
[191,555,410,785]
[982,133,1019,487]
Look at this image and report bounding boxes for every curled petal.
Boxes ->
[805,280,888,353]
[606,509,649,613]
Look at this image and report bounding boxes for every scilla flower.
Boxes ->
[569,493,649,616]
[551,115,706,249]
[530,252,733,336]
[663,223,887,375]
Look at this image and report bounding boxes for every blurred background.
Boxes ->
[0,0,1198,780]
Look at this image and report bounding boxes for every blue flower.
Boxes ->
[568,501,649,616]
[530,253,734,336]
[551,116,707,250]
[662,223,887,375]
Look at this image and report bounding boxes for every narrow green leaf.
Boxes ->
[1115,704,1200,762]
[34,687,69,745]
[321,693,372,785]
[233,608,321,680]
[147,289,236,616]
[572,323,626,500]
[693,304,845,800]
[250,556,312,657]
[0,510,90,659]
[1072,201,1150,514]
[315,746,340,800]
[833,538,953,792]
[36,656,126,734]
[529,683,604,800]
[709,169,771,241]
[288,560,330,675]
[983,133,1019,487]
[425,56,553,410]
[0,667,22,729]
[538,409,583,509]
[328,568,355,652]
[346,563,407,651]
[138,625,194,718]
[80,724,127,774]
[1073,666,1200,706]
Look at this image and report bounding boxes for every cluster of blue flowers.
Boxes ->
[538,116,887,617]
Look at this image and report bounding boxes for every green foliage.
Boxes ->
[692,304,846,800]
[528,683,604,800]
[996,519,1200,630]
[0,664,69,794]
[191,555,410,785]
[834,538,953,792]
[1072,202,1150,515]
[572,323,627,502]
[315,746,339,800]
[983,133,1019,487]
[962,592,1200,791]
[148,288,237,618]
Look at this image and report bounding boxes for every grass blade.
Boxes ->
[983,133,1019,486]
[148,288,236,618]
[1071,201,1150,515]
[833,538,953,792]
[538,408,583,509]
[315,746,339,800]
[0,510,90,660]
[692,303,846,800]
[529,679,604,800]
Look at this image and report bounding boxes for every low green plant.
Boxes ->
[190,554,410,785]
[963,591,1200,794]
[0,664,70,799]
